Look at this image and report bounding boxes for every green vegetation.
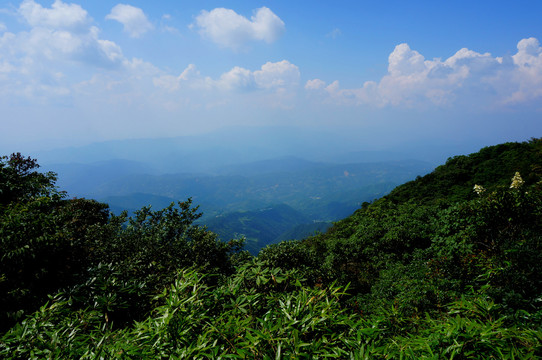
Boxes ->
[1,139,542,358]
[63,158,429,252]
[0,153,242,334]
[205,204,330,254]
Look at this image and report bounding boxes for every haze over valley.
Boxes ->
[36,126,436,252]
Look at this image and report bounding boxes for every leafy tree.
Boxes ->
[0,154,110,331]
[1,153,245,332]
[0,153,60,205]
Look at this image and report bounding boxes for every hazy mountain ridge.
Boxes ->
[35,126,474,172]
[47,157,432,253]
[205,204,312,254]
[35,128,443,253]
[51,158,432,207]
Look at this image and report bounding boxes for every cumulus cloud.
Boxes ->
[153,60,299,95]
[193,7,285,50]
[305,78,326,90]
[1,1,296,111]
[7,0,125,68]
[0,0,151,104]
[254,60,300,88]
[387,43,425,76]
[19,0,90,31]
[153,64,199,91]
[306,38,542,109]
[212,60,299,91]
[215,66,255,90]
[508,37,542,103]
[106,4,153,38]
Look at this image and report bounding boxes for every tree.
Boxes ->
[0,154,109,331]
[0,152,61,206]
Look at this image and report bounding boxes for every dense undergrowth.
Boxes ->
[1,139,542,358]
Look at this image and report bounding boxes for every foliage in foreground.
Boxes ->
[2,140,542,358]
[1,262,541,359]
[0,153,243,332]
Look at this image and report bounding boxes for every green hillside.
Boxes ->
[90,159,429,218]
[266,139,542,295]
[88,159,429,254]
[205,204,311,254]
[385,139,542,205]
[2,140,542,358]
[205,206,331,255]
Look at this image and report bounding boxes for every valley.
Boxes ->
[39,134,434,252]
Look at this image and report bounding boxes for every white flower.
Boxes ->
[473,184,486,195]
[510,172,525,189]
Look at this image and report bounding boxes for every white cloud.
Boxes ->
[1,2,296,112]
[306,38,542,109]
[193,7,285,50]
[7,1,125,68]
[0,23,6,32]
[326,28,341,39]
[95,37,123,64]
[0,60,15,73]
[508,37,542,103]
[387,43,425,76]
[19,0,90,31]
[307,79,382,106]
[305,78,326,90]
[254,60,300,88]
[153,60,299,93]
[106,4,153,38]
[151,60,300,110]
[0,0,141,104]
[153,64,199,91]
[215,66,255,90]
[211,60,299,91]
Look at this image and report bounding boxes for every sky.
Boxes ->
[1,0,542,153]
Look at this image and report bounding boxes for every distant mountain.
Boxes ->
[30,128,441,254]
[33,127,369,173]
[86,159,432,218]
[33,126,460,174]
[77,158,431,253]
[37,154,433,254]
[214,156,321,176]
[44,160,156,197]
[103,193,178,215]
[205,204,313,254]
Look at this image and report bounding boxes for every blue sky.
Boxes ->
[1,0,542,153]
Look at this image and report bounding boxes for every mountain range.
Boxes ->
[35,127,441,253]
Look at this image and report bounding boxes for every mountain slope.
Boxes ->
[385,139,542,204]
[260,138,542,317]
[205,204,312,254]
[309,139,542,258]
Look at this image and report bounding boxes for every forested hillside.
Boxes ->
[1,139,542,358]
[48,156,431,254]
